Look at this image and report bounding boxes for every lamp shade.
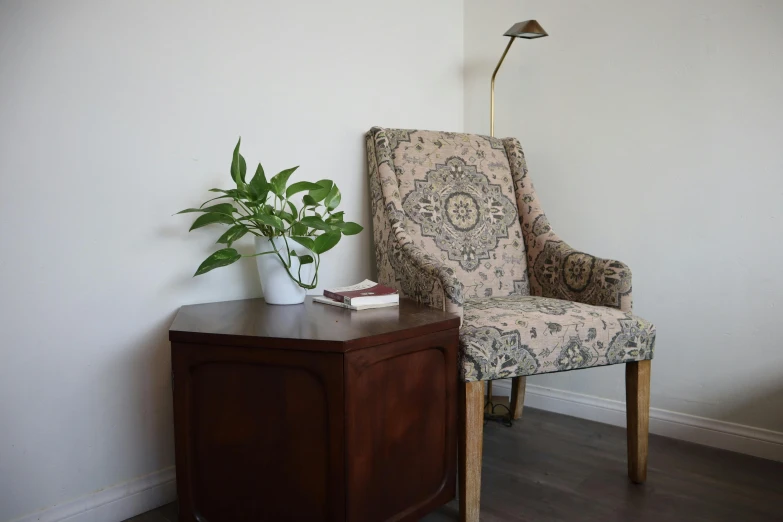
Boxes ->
[504,20,548,39]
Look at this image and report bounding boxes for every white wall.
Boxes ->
[465,0,783,432]
[0,1,464,520]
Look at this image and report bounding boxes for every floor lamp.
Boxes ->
[490,20,548,138]
[485,19,548,424]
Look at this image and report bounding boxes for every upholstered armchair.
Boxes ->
[366,127,656,522]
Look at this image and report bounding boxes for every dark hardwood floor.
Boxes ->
[128,407,783,522]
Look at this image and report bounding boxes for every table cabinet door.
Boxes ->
[344,329,459,522]
[172,343,345,522]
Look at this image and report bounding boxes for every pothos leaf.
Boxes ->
[194,248,242,276]
[269,166,299,196]
[289,236,315,251]
[189,212,235,231]
[286,181,322,199]
[208,188,239,196]
[312,231,341,254]
[324,184,341,210]
[326,211,345,223]
[308,179,333,202]
[300,215,330,231]
[291,222,307,236]
[230,137,247,184]
[254,213,284,230]
[216,224,249,247]
[238,155,247,184]
[336,221,363,235]
[249,163,267,197]
[177,203,236,216]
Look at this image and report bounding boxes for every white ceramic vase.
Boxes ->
[254,236,315,305]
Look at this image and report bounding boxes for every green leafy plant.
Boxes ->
[177,138,362,289]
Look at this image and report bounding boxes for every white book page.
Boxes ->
[327,279,377,293]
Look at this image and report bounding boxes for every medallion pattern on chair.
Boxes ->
[402,157,519,271]
[383,128,529,299]
[460,296,655,381]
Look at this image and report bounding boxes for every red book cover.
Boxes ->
[323,279,398,305]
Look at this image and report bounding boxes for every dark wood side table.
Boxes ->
[169,297,460,522]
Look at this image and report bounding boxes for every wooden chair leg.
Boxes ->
[626,360,651,484]
[509,376,526,420]
[459,380,484,522]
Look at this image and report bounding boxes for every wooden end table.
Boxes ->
[169,296,460,522]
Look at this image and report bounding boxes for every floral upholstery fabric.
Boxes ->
[366,127,655,381]
[461,296,655,381]
[366,129,465,317]
[502,138,633,312]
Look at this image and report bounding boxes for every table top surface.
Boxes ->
[169,296,460,352]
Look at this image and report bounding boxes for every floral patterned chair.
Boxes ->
[365,127,656,522]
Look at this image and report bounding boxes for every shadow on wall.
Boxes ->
[106,243,267,495]
[361,132,378,283]
[122,317,177,473]
[111,253,266,488]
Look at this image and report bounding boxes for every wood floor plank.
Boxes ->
[155,502,178,522]
[133,407,783,522]
[123,512,169,522]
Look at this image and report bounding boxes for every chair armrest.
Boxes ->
[501,137,634,312]
[395,242,465,317]
[529,239,633,312]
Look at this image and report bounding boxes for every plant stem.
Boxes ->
[235,199,253,216]
[242,250,278,258]
[281,235,293,268]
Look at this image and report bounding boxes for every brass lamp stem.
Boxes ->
[490,37,515,138]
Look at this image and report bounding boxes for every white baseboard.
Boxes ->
[493,381,783,463]
[11,467,176,522]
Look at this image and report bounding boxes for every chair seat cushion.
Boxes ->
[460,296,655,382]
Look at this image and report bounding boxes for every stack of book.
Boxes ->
[314,279,399,310]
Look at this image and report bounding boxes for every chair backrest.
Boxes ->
[367,127,529,299]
